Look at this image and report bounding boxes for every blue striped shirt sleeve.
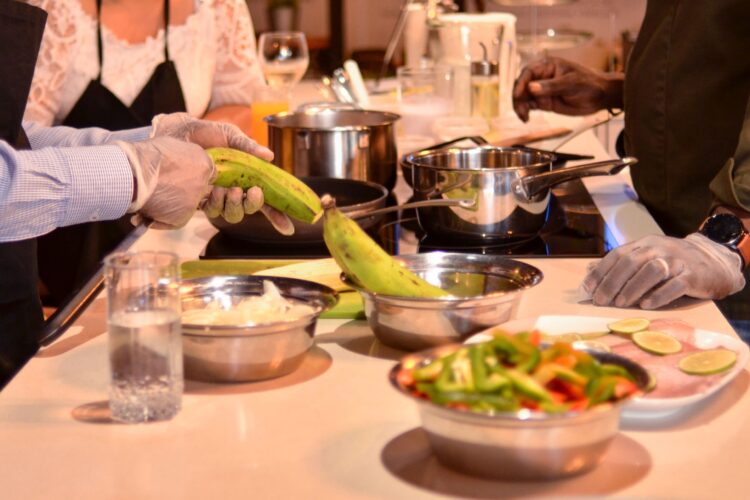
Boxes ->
[25,121,151,148]
[0,140,134,242]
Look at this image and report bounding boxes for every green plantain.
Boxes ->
[321,195,448,298]
[207,147,322,224]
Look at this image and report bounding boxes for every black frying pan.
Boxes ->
[208,177,389,244]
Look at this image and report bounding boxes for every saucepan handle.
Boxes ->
[514,156,638,200]
[350,197,475,219]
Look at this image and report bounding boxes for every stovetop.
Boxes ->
[201,179,614,260]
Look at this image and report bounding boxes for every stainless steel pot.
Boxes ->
[266,108,400,190]
[409,146,637,240]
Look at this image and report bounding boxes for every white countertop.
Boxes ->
[1,108,747,499]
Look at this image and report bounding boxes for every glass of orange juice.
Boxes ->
[251,86,289,148]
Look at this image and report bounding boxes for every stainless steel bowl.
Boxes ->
[390,343,650,480]
[180,276,338,383]
[342,252,542,351]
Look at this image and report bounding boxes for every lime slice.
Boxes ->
[646,373,657,392]
[679,349,737,376]
[632,330,682,355]
[573,340,611,353]
[608,318,650,335]
[542,331,609,343]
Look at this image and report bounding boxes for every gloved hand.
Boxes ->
[512,57,623,122]
[150,112,273,160]
[117,137,215,229]
[202,186,295,235]
[582,234,746,310]
[150,112,293,233]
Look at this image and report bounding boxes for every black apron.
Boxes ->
[0,0,48,388]
[624,0,750,237]
[37,0,187,306]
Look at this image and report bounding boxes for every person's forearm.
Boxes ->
[203,105,253,136]
[0,141,133,242]
[24,121,151,149]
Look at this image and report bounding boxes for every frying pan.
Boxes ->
[208,177,389,244]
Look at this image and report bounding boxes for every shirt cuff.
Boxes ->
[60,145,134,226]
[106,126,151,144]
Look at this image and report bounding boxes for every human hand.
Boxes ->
[202,186,295,235]
[151,112,293,234]
[117,137,215,229]
[582,234,745,310]
[512,57,623,122]
[150,112,273,160]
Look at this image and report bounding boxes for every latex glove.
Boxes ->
[202,186,295,236]
[151,112,293,233]
[512,57,623,122]
[150,112,274,160]
[117,137,215,229]
[582,234,746,310]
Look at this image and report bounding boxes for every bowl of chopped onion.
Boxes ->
[180,276,338,383]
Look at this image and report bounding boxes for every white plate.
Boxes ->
[466,315,750,419]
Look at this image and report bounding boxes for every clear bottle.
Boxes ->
[470,43,500,123]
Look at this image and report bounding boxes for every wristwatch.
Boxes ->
[699,212,750,268]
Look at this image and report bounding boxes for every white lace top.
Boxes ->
[24,0,265,126]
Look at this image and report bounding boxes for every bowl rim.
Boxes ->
[180,275,337,334]
[389,342,649,422]
[341,252,543,304]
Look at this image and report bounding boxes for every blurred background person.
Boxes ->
[24,0,266,305]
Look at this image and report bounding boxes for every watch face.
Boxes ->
[701,213,745,245]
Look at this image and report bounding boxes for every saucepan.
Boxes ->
[400,136,595,188]
[266,106,400,190]
[409,146,637,240]
[207,177,474,244]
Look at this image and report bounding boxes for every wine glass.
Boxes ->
[257,31,310,92]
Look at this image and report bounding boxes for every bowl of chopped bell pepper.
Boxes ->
[389,329,650,480]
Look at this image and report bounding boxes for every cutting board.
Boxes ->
[181,259,364,320]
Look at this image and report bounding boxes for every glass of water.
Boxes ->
[104,251,182,423]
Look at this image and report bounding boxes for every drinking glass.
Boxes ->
[258,31,310,91]
[105,251,182,423]
[251,85,289,148]
[396,65,454,137]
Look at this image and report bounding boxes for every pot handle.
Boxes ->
[514,156,638,200]
[349,198,476,219]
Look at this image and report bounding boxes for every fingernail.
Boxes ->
[528,82,542,94]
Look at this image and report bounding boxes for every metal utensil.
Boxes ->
[350,197,476,220]
[180,276,338,383]
[389,343,649,480]
[409,146,637,240]
[266,108,400,189]
[343,252,543,351]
